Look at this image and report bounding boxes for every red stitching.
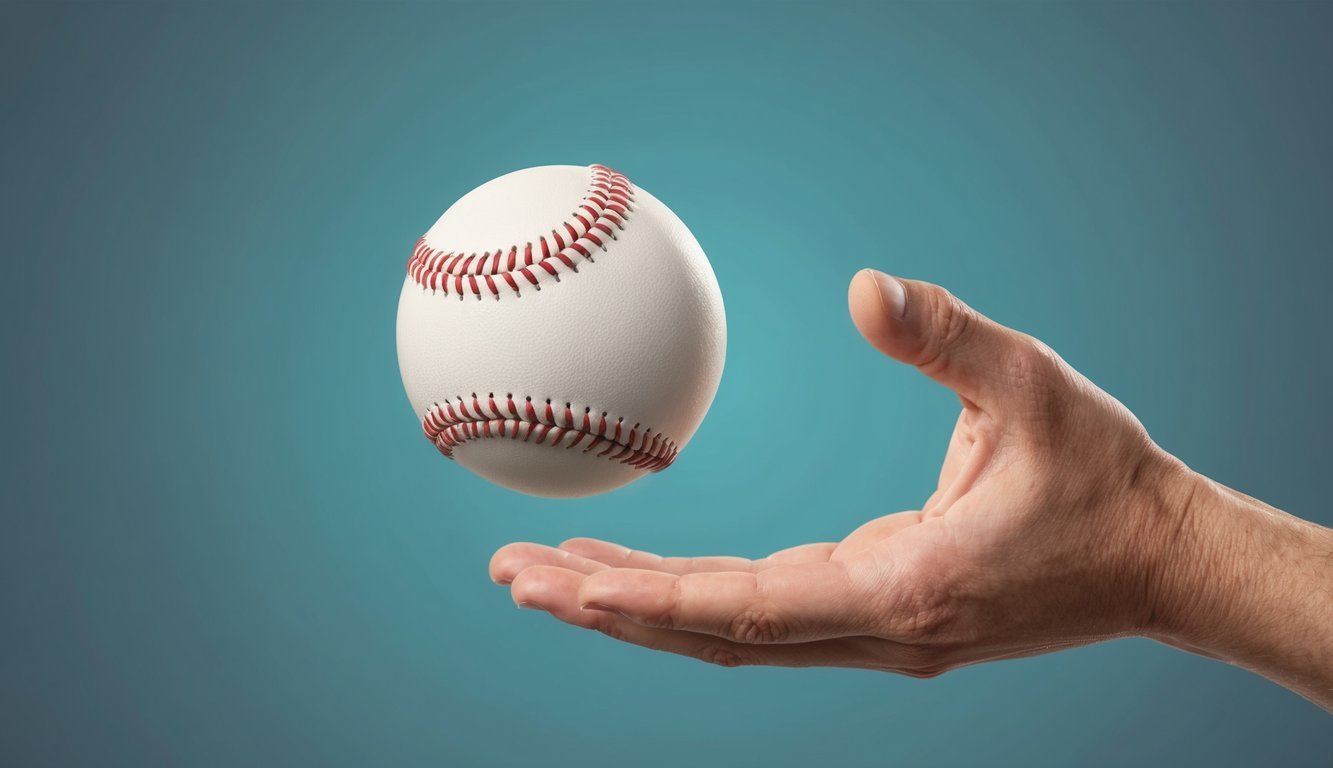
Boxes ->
[420,393,678,472]
[407,164,634,300]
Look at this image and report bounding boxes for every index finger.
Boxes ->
[577,561,877,644]
[560,538,839,575]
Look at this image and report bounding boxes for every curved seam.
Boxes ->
[406,164,635,301]
[420,392,678,473]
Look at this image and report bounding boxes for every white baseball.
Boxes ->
[396,165,726,498]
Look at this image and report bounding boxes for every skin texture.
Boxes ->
[491,269,1333,710]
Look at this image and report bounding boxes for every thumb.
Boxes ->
[848,269,1040,408]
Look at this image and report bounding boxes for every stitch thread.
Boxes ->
[421,393,678,472]
[407,164,635,300]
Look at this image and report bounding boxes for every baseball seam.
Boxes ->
[421,393,678,472]
[406,164,635,301]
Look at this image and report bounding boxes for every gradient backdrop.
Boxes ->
[3,2,1331,765]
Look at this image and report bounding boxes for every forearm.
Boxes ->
[1150,472,1333,710]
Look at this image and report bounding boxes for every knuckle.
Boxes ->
[697,644,748,668]
[646,577,684,630]
[727,608,790,644]
[1006,337,1073,426]
[899,662,950,679]
[935,290,974,348]
[1010,338,1060,382]
[916,288,976,375]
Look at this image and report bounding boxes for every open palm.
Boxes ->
[491,270,1191,675]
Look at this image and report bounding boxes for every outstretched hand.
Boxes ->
[490,269,1204,675]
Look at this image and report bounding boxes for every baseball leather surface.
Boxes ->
[396,165,726,498]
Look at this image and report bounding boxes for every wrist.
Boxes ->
[1137,465,1232,645]
[1125,455,1215,641]
[1141,462,1333,708]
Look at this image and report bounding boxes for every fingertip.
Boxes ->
[509,565,608,629]
[853,268,906,316]
[850,272,1028,407]
[850,269,910,353]
[558,536,617,554]
[508,564,572,607]
[488,541,533,585]
[848,268,877,317]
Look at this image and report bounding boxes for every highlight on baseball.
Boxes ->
[396,164,726,498]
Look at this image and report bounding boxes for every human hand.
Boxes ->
[491,270,1332,705]
[491,270,1200,674]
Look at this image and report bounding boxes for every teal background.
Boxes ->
[3,1,1331,765]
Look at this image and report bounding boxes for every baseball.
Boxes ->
[396,165,726,498]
